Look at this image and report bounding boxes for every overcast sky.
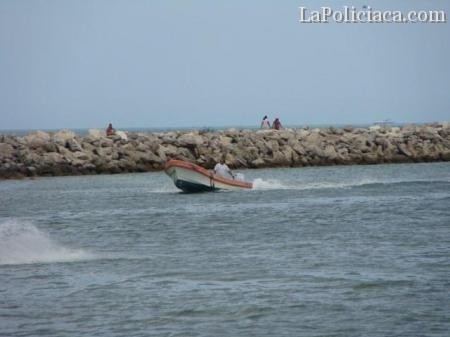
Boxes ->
[1,0,449,130]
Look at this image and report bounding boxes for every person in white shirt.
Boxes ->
[261,115,271,129]
[214,158,235,179]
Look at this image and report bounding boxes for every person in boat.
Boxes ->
[214,157,235,179]
[261,115,271,129]
[106,123,116,136]
[272,118,282,130]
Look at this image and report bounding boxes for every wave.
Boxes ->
[152,183,181,194]
[252,178,288,190]
[251,178,450,191]
[0,219,95,266]
[252,178,382,191]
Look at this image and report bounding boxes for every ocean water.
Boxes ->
[1,162,449,337]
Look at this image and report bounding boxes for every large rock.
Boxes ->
[23,131,51,149]
[160,132,178,144]
[251,158,266,168]
[93,146,113,157]
[177,132,204,146]
[374,137,393,151]
[291,143,306,156]
[0,143,15,159]
[42,152,66,165]
[53,129,76,145]
[122,149,162,165]
[217,135,233,145]
[269,151,289,166]
[322,145,338,160]
[88,129,106,139]
[67,138,83,152]
[176,147,195,161]
[398,144,414,158]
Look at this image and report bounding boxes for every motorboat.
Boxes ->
[164,159,253,193]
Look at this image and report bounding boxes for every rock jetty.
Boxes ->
[1,123,449,179]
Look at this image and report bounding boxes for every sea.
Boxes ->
[1,162,449,337]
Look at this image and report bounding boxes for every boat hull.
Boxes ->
[165,160,253,193]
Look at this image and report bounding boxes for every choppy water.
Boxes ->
[1,162,449,337]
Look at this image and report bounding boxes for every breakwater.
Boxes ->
[1,123,449,179]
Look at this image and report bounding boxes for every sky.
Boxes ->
[0,0,449,130]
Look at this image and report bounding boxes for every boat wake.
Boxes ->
[0,219,95,266]
[251,178,450,191]
[252,178,288,190]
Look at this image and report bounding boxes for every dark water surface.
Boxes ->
[1,162,449,337]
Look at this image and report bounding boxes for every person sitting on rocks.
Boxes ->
[106,123,116,136]
[261,115,271,129]
[272,118,282,130]
[214,157,235,179]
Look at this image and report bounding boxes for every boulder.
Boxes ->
[100,138,114,148]
[268,140,280,153]
[88,129,106,139]
[281,146,295,164]
[176,147,195,161]
[0,143,15,159]
[73,151,92,161]
[291,143,306,156]
[251,158,266,168]
[178,132,204,146]
[398,144,413,157]
[136,143,149,152]
[160,132,178,144]
[94,147,113,157]
[67,139,83,152]
[158,144,178,157]
[120,149,159,165]
[269,151,289,166]
[374,137,393,151]
[42,152,66,165]
[323,145,338,160]
[23,131,51,149]
[53,129,76,145]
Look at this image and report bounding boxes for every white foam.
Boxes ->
[0,219,95,265]
[152,183,181,193]
[251,176,450,192]
[297,178,378,190]
[252,178,289,190]
[251,178,380,191]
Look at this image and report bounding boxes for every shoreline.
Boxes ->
[1,123,449,180]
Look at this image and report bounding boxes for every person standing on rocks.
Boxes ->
[272,118,282,130]
[106,123,116,136]
[261,116,271,129]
